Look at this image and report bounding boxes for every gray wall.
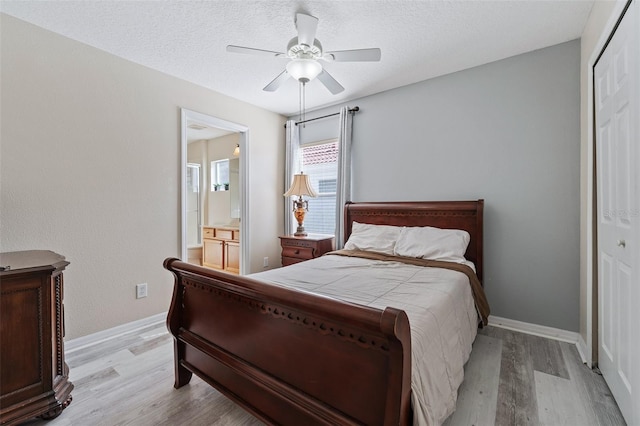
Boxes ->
[294,40,581,332]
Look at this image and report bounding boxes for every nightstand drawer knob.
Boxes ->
[617,239,626,248]
[282,246,314,259]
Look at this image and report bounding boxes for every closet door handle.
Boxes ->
[617,239,626,248]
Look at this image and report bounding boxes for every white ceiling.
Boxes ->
[0,0,594,116]
[186,121,235,144]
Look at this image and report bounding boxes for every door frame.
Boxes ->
[180,108,250,275]
[586,0,635,367]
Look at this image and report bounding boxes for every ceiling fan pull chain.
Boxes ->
[298,81,307,128]
[299,81,302,124]
[302,81,306,127]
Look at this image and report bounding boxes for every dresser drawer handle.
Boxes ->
[294,250,300,255]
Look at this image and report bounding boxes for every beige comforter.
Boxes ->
[250,251,483,425]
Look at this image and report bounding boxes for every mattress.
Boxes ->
[250,252,478,425]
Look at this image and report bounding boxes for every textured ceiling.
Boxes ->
[0,0,594,116]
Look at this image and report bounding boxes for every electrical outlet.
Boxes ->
[263,257,269,268]
[136,283,148,299]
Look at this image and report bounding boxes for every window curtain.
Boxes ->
[334,106,353,248]
[284,120,300,235]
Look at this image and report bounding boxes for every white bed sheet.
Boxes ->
[250,253,478,426]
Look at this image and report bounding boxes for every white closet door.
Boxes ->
[595,1,639,424]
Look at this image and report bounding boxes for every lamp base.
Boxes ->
[293,198,308,237]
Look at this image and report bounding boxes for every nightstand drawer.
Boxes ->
[281,239,314,249]
[279,235,334,267]
[282,246,314,259]
[282,256,306,267]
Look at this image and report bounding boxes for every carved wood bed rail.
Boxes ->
[164,200,484,425]
[164,259,412,425]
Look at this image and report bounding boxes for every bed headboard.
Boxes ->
[344,200,484,283]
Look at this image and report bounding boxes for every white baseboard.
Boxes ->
[65,312,167,354]
[488,315,581,345]
[576,335,591,366]
[66,313,588,364]
[490,316,590,365]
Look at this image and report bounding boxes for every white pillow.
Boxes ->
[344,222,402,255]
[394,226,470,263]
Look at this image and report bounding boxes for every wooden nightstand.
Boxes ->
[279,234,335,266]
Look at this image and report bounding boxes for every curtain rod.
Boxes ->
[284,106,360,127]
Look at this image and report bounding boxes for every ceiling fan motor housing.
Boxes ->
[287,37,323,60]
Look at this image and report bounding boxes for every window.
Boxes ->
[211,159,229,191]
[299,139,338,235]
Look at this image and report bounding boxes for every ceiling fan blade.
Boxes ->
[263,70,290,92]
[227,45,285,57]
[324,48,381,62]
[296,13,318,47]
[316,69,344,94]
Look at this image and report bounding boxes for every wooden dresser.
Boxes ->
[0,250,73,425]
[279,234,335,266]
[202,226,240,274]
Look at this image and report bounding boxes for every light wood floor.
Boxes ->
[24,324,624,426]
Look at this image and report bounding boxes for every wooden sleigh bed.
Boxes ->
[164,200,485,425]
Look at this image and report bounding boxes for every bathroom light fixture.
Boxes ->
[283,172,318,236]
[232,144,240,156]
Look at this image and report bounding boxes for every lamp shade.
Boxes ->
[284,173,318,198]
[286,59,322,83]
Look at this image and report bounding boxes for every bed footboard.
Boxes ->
[164,258,412,426]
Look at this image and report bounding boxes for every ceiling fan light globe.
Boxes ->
[286,58,322,83]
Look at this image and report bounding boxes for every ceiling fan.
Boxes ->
[227,13,381,95]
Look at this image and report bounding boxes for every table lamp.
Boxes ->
[284,172,318,236]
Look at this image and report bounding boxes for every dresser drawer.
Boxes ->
[282,246,314,259]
